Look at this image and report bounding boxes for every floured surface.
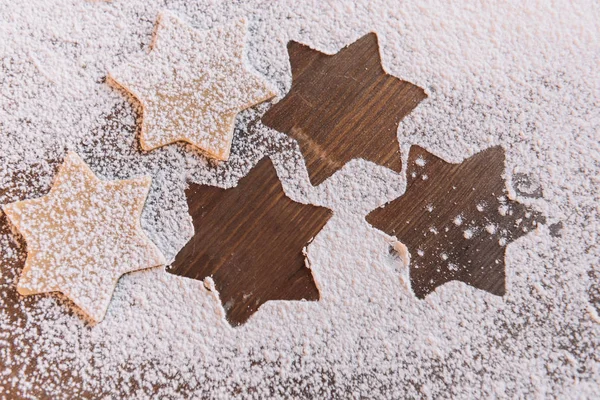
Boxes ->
[0,0,599,398]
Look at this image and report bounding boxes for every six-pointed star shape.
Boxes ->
[109,11,276,160]
[2,152,165,322]
[261,33,427,186]
[366,146,545,298]
[168,157,332,326]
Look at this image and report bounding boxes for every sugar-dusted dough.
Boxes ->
[109,11,277,160]
[2,152,166,322]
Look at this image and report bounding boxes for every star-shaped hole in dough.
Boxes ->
[109,11,277,160]
[262,33,427,186]
[366,146,545,298]
[168,157,332,326]
[2,152,166,323]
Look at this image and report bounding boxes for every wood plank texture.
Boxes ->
[366,146,546,298]
[262,33,427,186]
[168,157,333,326]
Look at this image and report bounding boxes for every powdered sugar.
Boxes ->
[0,0,599,398]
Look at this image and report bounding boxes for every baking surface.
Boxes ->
[0,0,599,398]
[366,145,546,299]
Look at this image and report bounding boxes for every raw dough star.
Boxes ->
[109,11,277,160]
[2,152,165,322]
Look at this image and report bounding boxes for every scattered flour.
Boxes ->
[453,214,463,226]
[0,0,599,398]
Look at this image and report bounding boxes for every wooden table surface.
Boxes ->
[0,28,567,398]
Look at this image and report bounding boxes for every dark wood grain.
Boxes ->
[261,33,427,186]
[366,146,545,298]
[0,29,556,398]
[168,157,333,326]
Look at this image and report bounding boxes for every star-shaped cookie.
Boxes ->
[2,152,165,322]
[262,33,427,186]
[366,146,545,298]
[109,11,276,160]
[168,157,332,326]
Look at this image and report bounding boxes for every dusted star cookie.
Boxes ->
[2,152,165,322]
[109,11,276,160]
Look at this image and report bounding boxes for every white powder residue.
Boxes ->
[0,0,599,398]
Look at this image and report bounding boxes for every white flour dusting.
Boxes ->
[1,0,599,398]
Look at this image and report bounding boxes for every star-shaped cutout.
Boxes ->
[109,11,276,160]
[366,146,545,298]
[2,152,165,322]
[261,33,427,186]
[168,157,332,326]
